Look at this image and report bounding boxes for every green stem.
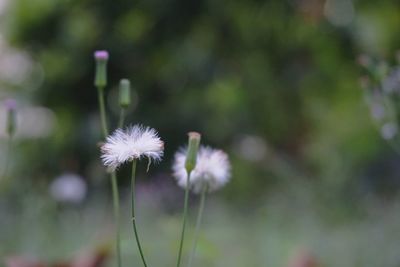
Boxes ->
[97,86,109,138]
[110,172,121,267]
[118,108,126,129]
[176,171,191,267]
[187,185,207,267]
[96,85,121,267]
[131,159,148,267]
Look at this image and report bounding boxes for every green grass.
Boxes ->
[2,184,400,267]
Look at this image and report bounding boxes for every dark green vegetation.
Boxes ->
[2,0,400,266]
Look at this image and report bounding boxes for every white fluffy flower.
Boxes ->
[173,146,231,193]
[101,125,164,171]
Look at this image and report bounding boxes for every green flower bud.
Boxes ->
[94,50,109,88]
[185,132,201,174]
[119,79,131,108]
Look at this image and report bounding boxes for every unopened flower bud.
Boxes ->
[94,50,109,88]
[185,132,201,174]
[119,79,131,108]
[4,99,16,137]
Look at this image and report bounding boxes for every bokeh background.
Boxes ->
[1,0,400,266]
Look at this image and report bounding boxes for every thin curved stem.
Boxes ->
[176,171,191,267]
[118,108,126,129]
[110,172,121,267]
[188,185,207,267]
[131,159,148,267]
[97,86,109,138]
[97,85,121,267]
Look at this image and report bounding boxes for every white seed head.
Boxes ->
[173,146,231,193]
[101,125,164,171]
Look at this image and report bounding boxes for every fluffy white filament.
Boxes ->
[173,146,231,193]
[101,125,164,171]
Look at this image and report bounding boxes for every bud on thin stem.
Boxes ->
[185,132,201,174]
[5,99,16,137]
[119,79,131,108]
[94,50,109,88]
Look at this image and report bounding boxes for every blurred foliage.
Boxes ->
[3,0,400,265]
[2,0,400,220]
[3,182,400,267]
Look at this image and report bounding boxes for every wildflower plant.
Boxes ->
[94,50,123,267]
[94,50,231,267]
[95,50,164,267]
[101,124,164,267]
[173,145,231,267]
[359,53,400,152]
[176,132,201,267]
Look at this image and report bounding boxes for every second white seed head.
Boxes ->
[173,146,231,193]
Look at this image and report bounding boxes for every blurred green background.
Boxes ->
[1,0,400,266]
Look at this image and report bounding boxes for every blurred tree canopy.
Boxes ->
[3,0,400,200]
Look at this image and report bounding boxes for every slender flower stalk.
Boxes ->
[176,132,201,267]
[188,185,208,267]
[100,124,164,267]
[97,87,109,137]
[176,171,191,267]
[110,172,121,266]
[130,159,148,267]
[94,50,122,267]
[173,144,231,266]
[118,108,125,129]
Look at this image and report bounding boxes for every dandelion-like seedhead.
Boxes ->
[173,146,231,193]
[101,125,164,171]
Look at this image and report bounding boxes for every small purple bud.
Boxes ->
[94,50,109,87]
[94,50,109,61]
